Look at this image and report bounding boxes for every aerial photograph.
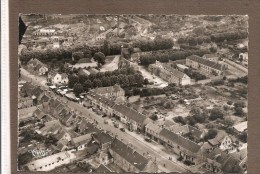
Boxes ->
[18,14,248,173]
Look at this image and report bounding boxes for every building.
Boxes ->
[109,139,158,172]
[159,128,202,164]
[112,104,151,132]
[148,61,191,85]
[208,131,233,151]
[239,52,248,62]
[48,73,69,85]
[186,55,227,76]
[71,133,93,151]
[34,28,57,36]
[92,84,125,101]
[233,121,247,133]
[202,54,219,62]
[27,58,48,76]
[23,151,76,171]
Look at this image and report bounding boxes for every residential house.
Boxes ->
[202,54,219,62]
[23,151,76,171]
[186,55,227,76]
[92,84,125,101]
[208,131,234,151]
[48,73,69,85]
[233,121,247,134]
[109,139,158,172]
[95,164,113,173]
[145,122,162,141]
[34,28,57,36]
[71,133,93,151]
[148,61,191,85]
[201,146,243,173]
[239,52,248,62]
[27,58,48,76]
[159,128,202,164]
[112,104,151,132]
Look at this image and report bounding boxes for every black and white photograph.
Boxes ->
[17,14,248,173]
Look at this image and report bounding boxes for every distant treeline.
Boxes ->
[177,31,248,46]
[139,49,211,66]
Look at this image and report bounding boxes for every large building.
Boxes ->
[92,84,125,101]
[109,138,158,172]
[186,55,227,76]
[148,61,191,85]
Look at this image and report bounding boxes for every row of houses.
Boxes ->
[148,60,191,86]
[86,90,152,132]
[186,55,228,76]
[23,116,158,172]
[145,121,245,173]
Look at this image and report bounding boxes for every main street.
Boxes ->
[20,68,192,173]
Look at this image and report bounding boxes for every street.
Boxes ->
[20,68,191,173]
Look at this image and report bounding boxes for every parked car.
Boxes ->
[120,128,125,132]
[102,114,107,118]
[144,137,152,142]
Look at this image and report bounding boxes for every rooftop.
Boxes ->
[187,55,223,71]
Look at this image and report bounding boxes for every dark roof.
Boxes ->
[95,164,112,173]
[88,91,115,108]
[221,156,243,173]
[33,108,46,119]
[110,139,149,171]
[72,133,92,146]
[203,54,218,59]
[61,73,68,79]
[49,99,61,109]
[113,104,147,125]
[159,128,201,153]
[186,55,223,71]
[39,94,50,103]
[92,84,123,96]
[78,58,92,64]
[94,132,113,145]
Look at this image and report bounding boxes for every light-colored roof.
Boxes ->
[25,151,75,171]
[233,121,247,132]
[72,133,92,146]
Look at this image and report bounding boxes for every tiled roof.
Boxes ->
[95,164,112,173]
[145,122,162,134]
[92,84,123,96]
[72,133,92,146]
[61,73,68,79]
[159,128,201,153]
[186,55,223,71]
[208,131,228,146]
[233,121,247,132]
[94,132,113,145]
[88,91,116,108]
[113,104,147,125]
[78,58,92,64]
[203,54,218,59]
[152,61,189,79]
[110,139,149,171]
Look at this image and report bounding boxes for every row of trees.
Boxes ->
[69,67,145,96]
[184,69,207,81]
[139,49,211,66]
[177,31,248,46]
[133,36,174,52]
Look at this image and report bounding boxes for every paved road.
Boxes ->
[20,69,194,173]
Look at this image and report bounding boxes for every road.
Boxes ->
[100,55,120,72]
[20,69,198,173]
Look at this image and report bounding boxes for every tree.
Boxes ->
[128,75,136,86]
[204,129,218,140]
[93,79,102,88]
[18,152,33,168]
[68,74,79,88]
[101,77,111,87]
[73,83,84,96]
[83,80,93,91]
[103,40,111,56]
[150,114,158,121]
[93,52,106,65]
[72,51,84,62]
[234,107,245,117]
[144,78,149,86]
[134,73,144,87]
[209,108,224,120]
[174,116,186,125]
[238,131,247,143]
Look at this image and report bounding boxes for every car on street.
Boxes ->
[120,128,125,132]
[144,137,152,142]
